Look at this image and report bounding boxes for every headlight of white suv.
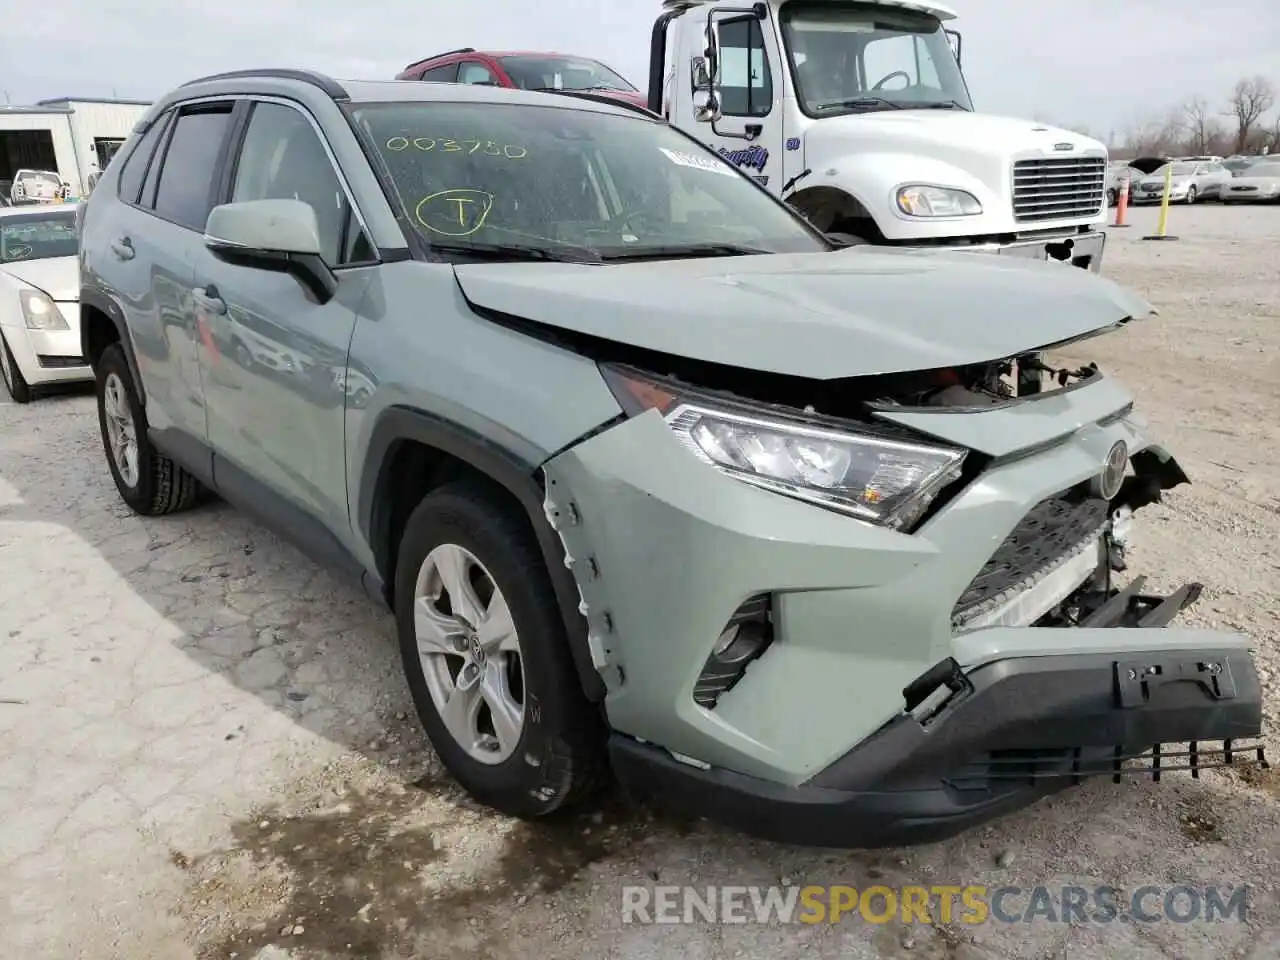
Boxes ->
[603,365,967,530]
[895,185,982,218]
[19,289,68,330]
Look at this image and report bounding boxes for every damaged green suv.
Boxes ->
[78,71,1265,847]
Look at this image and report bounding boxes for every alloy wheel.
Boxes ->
[413,543,526,764]
[102,372,140,486]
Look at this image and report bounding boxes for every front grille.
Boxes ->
[1012,156,1107,223]
[952,492,1110,626]
[37,354,86,368]
[1231,185,1258,192]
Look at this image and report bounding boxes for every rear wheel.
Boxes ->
[394,481,607,819]
[0,332,33,403]
[95,343,203,515]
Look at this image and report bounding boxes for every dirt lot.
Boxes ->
[2,202,1278,960]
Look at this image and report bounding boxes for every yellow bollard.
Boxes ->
[1142,163,1179,241]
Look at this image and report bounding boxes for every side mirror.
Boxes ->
[693,89,723,124]
[945,29,962,66]
[691,56,713,92]
[204,199,336,303]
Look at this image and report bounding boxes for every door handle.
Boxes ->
[110,236,134,260]
[192,285,227,315]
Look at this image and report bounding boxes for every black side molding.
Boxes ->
[357,406,606,702]
[78,285,144,401]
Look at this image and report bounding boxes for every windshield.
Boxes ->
[499,56,637,93]
[779,0,972,114]
[349,101,828,260]
[0,210,77,263]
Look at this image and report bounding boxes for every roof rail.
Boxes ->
[180,68,348,101]
[402,47,477,72]
[537,88,664,120]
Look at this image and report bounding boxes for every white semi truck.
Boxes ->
[647,0,1110,271]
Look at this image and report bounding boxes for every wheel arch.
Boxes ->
[786,184,887,241]
[357,405,607,703]
[80,286,145,402]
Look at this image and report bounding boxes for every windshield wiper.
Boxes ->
[919,100,970,110]
[814,96,906,112]
[427,241,600,264]
[597,243,771,263]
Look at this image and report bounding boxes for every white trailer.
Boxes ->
[647,0,1110,271]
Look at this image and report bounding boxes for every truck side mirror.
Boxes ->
[691,56,713,92]
[945,29,962,66]
[693,88,722,124]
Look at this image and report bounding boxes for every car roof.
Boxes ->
[164,70,650,121]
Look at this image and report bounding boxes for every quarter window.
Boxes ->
[229,101,370,266]
[115,111,171,205]
[151,104,234,230]
[420,63,459,82]
[717,17,773,117]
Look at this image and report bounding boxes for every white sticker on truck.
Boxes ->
[659,147,736,177]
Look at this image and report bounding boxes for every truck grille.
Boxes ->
[1012,157,1106,223]
[952,492,1110,627]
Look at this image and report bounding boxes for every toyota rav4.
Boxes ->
[76,70,1265,848]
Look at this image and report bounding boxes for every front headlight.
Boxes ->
[895,185,982,218]
[603,365,967,530]
[19,289,68,330]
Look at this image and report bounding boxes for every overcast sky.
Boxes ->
[1,0,1276,139]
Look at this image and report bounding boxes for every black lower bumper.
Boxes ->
[611,645,1264,849]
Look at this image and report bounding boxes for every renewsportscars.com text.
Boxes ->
[621,884,1250,925]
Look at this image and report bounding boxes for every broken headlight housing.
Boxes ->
[602,365,967,530]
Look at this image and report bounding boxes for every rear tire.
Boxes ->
[95,343,203,515]
[0,331,33,403]
[394,481,607,819]
[1186,186,1197,204]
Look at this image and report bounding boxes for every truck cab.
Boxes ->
[650,0,1109,271]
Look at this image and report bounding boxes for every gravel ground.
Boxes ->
[1,202,1278,960]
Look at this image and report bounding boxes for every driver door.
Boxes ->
[705,13,783,189]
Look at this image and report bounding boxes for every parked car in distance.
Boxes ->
[75,70,1264,849]
[1221,159,1280,203]
[9,169,67,204]
[1130,160,1231,204]
[1223,155,1262,176]
[1104,161,1139,207]
[0,205,89,402]
[395,47,648,110]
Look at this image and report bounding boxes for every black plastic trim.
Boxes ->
[610,646,1262,848]
[357,405,607,702]
[538,88,664,120]
[181,68,349,101]
[78,286,144,397]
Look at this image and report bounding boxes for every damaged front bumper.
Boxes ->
[610,643,1265,848]
[541,373,1264,846]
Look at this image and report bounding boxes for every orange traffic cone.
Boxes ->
[1112,176,1130,227]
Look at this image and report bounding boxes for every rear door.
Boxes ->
[85,100,237,460]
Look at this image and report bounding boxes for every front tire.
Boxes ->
[1186,186,1197,204]
[95,343,203,515]
[394,481,607,819]
[0,331,33,403]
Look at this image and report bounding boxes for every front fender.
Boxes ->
[792,150,1006,241]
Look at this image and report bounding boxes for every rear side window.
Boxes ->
[115,111,171,204]
[151,104,234,230]
[420,63,458,82]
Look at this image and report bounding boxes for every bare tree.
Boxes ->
[1224,76,1276,153]
[1180,97,1223,154]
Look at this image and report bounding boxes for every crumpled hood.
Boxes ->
[453,248,1154,380]
[0,255,78,302]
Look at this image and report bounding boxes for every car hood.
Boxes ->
[452,248,1154,380]
[1140,176,1190,188]
[806,109,1101,157]
[1230,173,1280,186]
[0,256,78,301]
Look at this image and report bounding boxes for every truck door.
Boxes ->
[703,13,783,191]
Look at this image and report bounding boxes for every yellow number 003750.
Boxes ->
[384,136,527,159]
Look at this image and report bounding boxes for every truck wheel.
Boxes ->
[95,343,203,515]
[0,332,33,403]
[394,481,607,819]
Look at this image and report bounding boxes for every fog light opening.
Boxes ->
[693,595,774,709]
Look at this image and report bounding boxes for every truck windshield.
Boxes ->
[499,56,637,93]
[779,1,973,115]
[349,101,829,260]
